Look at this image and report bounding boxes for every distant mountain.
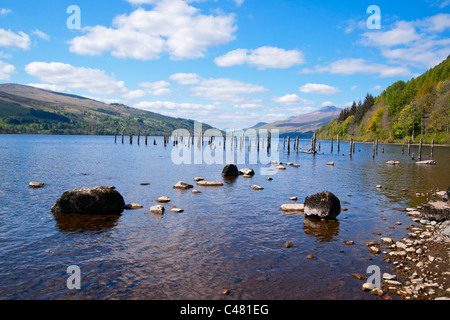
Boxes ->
[251,106,342,137]
[0,83,216,135]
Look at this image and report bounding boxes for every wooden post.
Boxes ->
[283,136,286,149]
[352,141,355,153]
[115,134,117,144]
[130,134,133,145]
[408,139,411,156]
[137,131,140,145]
[145,134,148,145]
[350,139,353,157]
[287,136,290,154]
[402,145,404,155]
[419,138,423,161]
[372,141,375,159]
[122,131,124,144]
[431,139,434,158]
[337,134,340,153]
[375,138,378,155]
[331,136,333,153]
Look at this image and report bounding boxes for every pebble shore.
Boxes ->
[358,192,450,300]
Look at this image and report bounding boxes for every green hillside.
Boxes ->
[317,55,450,145]
[0,83,215,135]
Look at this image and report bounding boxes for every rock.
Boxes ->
[250,185,264,190]
[170,208,184,213]
[191,190,202,194]
[156,196,170,203]
[369,246,381,254]
[239,168,255,176]
[306,254,314,260]
[140,182,150,186]
[51,186,125,215]
[343,240,354,245]
[150,205,164,214]
[29,182,45,188]
[352,273,367,280]
[383,273,397,280]
[285,241,294,248]
[375,185,382,188]
[289,197,298,201]
[371,288,384,296]
[420,200,450,222]
[173,181,194,190]
[304,191,341,219]
[222,164,239,177]
[124,203,143,209]
[266,177,273,181]
[416,160,436,165]
[196,180,224,187]
[280,203,305,212]
[222,289,231,296]
[327,162,334,166]
[380,237,394,245]
[291,164,300,168]
[389,251,407,258]
[386,160,400,165]
[362,283,374,291]
[276,165,286,170]
[193,177,204,182]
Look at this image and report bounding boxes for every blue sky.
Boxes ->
[0,0,449,129]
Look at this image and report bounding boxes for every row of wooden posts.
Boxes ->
[115,131,434,160]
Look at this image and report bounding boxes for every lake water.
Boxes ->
[0,134,449,300]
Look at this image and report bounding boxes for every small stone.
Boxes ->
[251,185,264,190]
[376,185,382,188]
[280,204,305,212]
[366,241,378,247]
[380,237,394,245]
[197,180,224,187]
[371,288,384,296]
[29,182,45,188]
[285,241,294,248]
[276,165,286,170]
[140,182,150,186]
[306,254,314,260]
[369,246,381,254]
[327,162,334,166]
[150,205,164,214]
[266,177,273,181]
[289,197,298,201]
[194,177,204,182]
[124,203,143,209]
[383,273,397,280]
[352,273,367,280]
[156,196,170,203]
[362,282,374,291]
[170,208,184,213]
[222,289,230,296]
[191,190,202,194]
[173,181,194,190]
[343,240,354,245]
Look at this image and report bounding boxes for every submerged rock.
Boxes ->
[304,191,341,219]
[51,186,125,215]
[173,181,193,190]
[197,180,224,187]
[124,203,143,209]
[222,164,239,177]
[280,203,304,212]
[29,182,45,188]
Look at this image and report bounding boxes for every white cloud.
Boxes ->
[0,60,16,80]
[298,83,341,96]
[0,8,11,16]
[70,1,237,60]
[28,83,71,93]
[139,80,171,96]
[301,58,411,78]
[0,28,30,50]
[215,46,305,69]
[190,78,267,104]
[272,94,313,106]
[122,89,147,100]
[361,21,420,47]
[25,62,127,95]
[170,73,201,85]
[420,13,450,32]
[32,29,50,41]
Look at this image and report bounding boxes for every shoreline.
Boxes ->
[359,190,450,300]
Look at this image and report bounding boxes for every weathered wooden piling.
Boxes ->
[287,136,290,154]
[337,134,340,153]
[130,134,133,145]
[122,131,124,144]
[330,136,333,153]
[115,134,117,144]
[408,139,411,156]
[419,138,423,161]
[431,139,434,157]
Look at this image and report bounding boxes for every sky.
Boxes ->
[0,0,449,130]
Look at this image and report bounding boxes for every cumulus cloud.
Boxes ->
[0,60,16,80]
[271,94,313,106]
[298,83,341,96]
[0,8,12,16]
[215,46,305,69]
[301,58,411,78]
[32,29,50,41]
[139,80,171,96]
[69,0,237,60]
[25,62,127,95]
[0,28,30,50]
[170,73,201,85]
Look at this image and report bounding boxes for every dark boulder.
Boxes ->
[222,164,239,177]
[304,191,341,219]
[51,186,125,215]
[420,200,450,222]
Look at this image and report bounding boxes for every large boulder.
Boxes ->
[51,186,125,215]
[304,191,341,219]
[222,164,239,177]
[420,200,450,222]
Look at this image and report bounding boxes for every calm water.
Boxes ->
[0,134,449,300]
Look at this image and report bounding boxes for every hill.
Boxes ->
[316,55,450,145]
[0,83,215,135]
[251,106,341,138]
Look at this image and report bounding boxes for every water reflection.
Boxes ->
[53,212,121,233]
[303,217,340,242]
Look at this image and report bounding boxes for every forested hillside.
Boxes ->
[317,55,450,144]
